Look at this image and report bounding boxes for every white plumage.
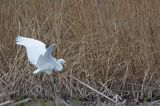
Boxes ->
[16,36,65,75]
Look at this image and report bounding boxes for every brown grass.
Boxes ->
[1,0,160,103]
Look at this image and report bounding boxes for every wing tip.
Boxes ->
[15,35,22,42]
[15,37,21,45]
[15,36,28,45]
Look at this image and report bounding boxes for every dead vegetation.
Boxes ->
[1,0,160,105]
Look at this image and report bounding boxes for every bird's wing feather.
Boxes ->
[16,36,46,65]
[44,44,56,57]
[36,44,56,68]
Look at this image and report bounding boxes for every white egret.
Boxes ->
[16,36,65,75]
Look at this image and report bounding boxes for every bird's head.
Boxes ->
[57,59,66,72]
[58,59,66,65]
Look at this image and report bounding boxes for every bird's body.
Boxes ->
[16,36,65,75]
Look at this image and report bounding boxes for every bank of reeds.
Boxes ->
[1,0,160,104]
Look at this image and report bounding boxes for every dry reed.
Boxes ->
[1,0,160,103]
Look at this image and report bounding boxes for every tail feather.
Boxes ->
[33,69,41,74]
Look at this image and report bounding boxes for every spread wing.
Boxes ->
[36,44,56,68]
[44,44,56,57]
[16,36,46,65]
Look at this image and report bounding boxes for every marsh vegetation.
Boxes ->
[1,0,160,105]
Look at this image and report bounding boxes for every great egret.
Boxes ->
[16,36,65,75]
